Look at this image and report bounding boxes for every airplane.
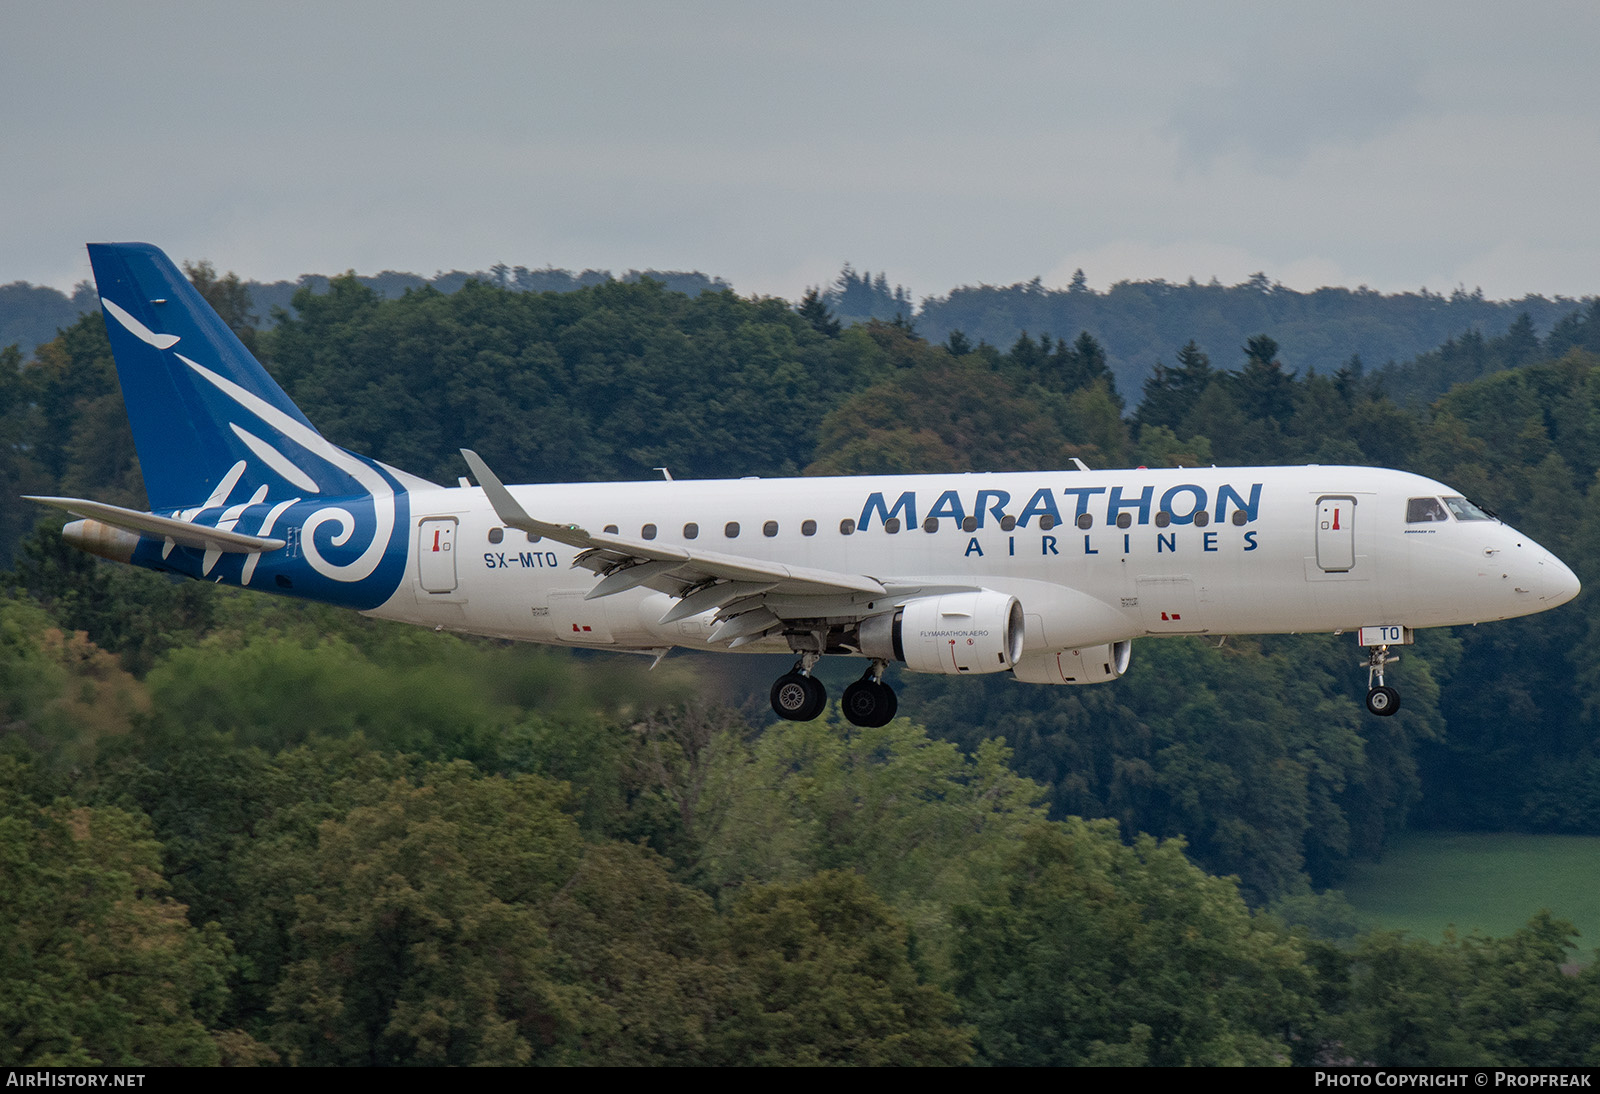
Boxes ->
[27,243,1582,726]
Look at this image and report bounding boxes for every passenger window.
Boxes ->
[604,524,619,534]
[1231,511,1247,526]
[801,520,817,536]
[642,523,657,540]
[962,516,977,532]
[1193,511,1209,528]
[839,518,856,535]
[885,518,901,534]
[1000,515,1017,531]
[1443,496,1494,521]
[527,531,541,543]
[683,522,699,539]
[1076,513,1093,530]
[763,520,779,537]
[1407,497,1450,523]
[922,517,938,533]
[488,527,504,544]
[1116,513,1132,529]
[725,521,740,538]
[1155,511,1172,528]
[1039,514,1057,531]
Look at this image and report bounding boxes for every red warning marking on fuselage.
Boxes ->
[1332,509,1341,531]
[1160,611,1182,621]
[571,624,593,633]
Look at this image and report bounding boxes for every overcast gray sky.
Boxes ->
[5,1,1599,303]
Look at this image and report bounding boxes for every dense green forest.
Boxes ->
[916,274,1586,400]
[3,265,1600,1065]
[6,259,1589,398]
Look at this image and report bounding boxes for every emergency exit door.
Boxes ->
[418,518,458,593]
[1315,496,1355,572]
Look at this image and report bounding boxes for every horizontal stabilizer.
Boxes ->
[26,496,286,554]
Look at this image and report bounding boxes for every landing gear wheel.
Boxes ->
[1361,643,1401,718]
[771,672,827,721]
[841,678,898,728]
[1365,685,1400,717]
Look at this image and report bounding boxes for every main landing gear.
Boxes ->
[770,656,898,727]
[770,666,827,722]
[1364,644,1401,717]
[841,662,897,728]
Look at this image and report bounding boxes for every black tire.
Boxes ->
[772,673,827,721]
[840,680,871,726]
[1365,685,1400,717]
[798,675,828,721]
[842,680,881,727]
[841,678,897,728]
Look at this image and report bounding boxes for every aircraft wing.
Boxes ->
[462,450,894,644]
[25,495,286,553]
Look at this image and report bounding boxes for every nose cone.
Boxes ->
[1544,554,1582,608]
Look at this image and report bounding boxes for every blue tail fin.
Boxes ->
[84,242,416,609]
[88,242,324,511]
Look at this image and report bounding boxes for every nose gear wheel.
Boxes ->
[1362,644,1401,717]
[1365,685,1400,716]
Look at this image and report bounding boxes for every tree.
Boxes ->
[825,264,912,323]
[268,767,587,1065]
[796,287,840,338]
[1136,340,1213,433]
[695,715,1048,975]
[1500,312,1540,368]
[807,344,1114,475]
[950,820,1316,1066]
[724,871,973,1065]
[1332,916,1600,1066]
[1235,333,1297,423]
[0,791,234,1066]
[546,842,738,1064]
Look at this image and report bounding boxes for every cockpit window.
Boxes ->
[1407,497,1450,523]
[1443,496,1495,521]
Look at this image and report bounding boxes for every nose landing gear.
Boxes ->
[1364,644,1400,717]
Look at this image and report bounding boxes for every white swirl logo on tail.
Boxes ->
[177,356,398,582]
[100,294,403,587]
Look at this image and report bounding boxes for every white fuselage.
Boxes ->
[367,465,1580,657]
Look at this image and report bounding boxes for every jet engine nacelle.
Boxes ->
[858,590,1025,674]
[1011,640,1133,685]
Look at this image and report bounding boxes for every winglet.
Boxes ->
[459,450,591,549]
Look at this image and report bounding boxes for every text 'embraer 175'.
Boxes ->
[30,243,1581,725]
